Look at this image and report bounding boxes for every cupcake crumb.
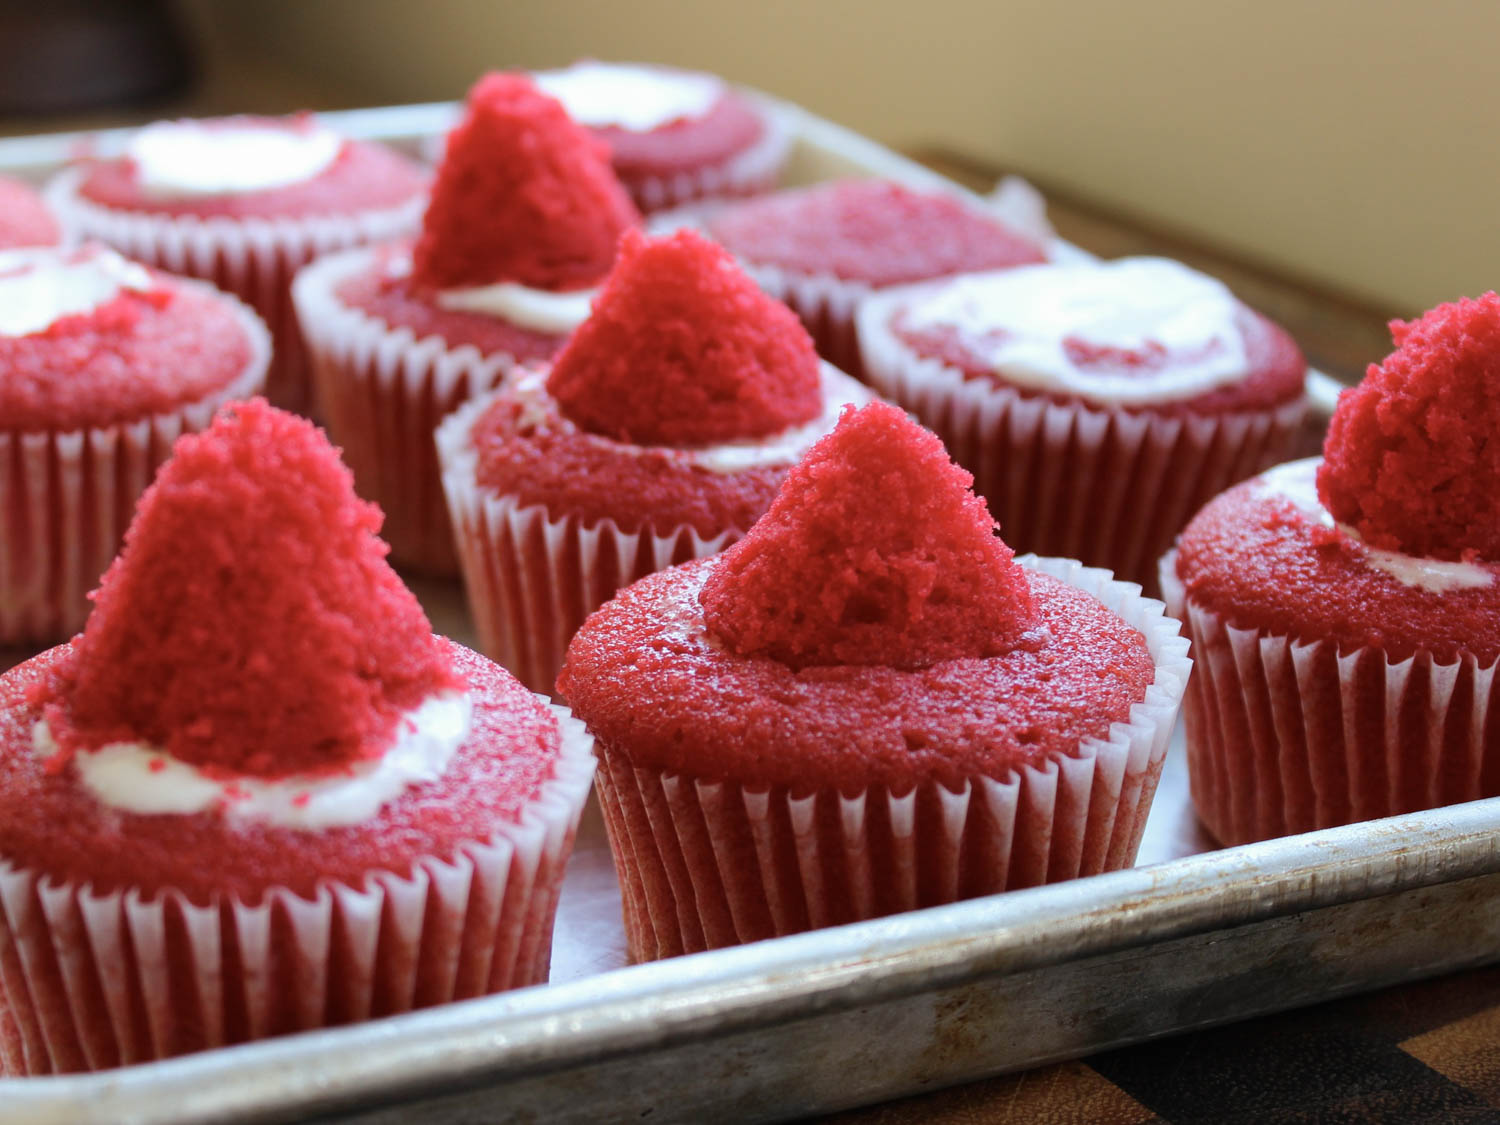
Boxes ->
[699,401,1034,669]
[1318,292,1500,561]
[411,71,638,291]
[42,399,461,778]
[545,228,822,445]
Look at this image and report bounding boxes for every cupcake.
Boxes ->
[438,227,875,694]
[559,402,1190,960]
[1162,293,1500,846]
[0,176,61,249]
[295,73,640,575]
[0,244,270,646]
[859,257,1309,591]
[668,178,1049,378]
[530,60,790,212]
[44,114,428,415]
[0,401,595,1074]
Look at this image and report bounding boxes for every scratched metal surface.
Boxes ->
[0,94,1465,1125]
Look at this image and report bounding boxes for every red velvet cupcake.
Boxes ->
[559,403,1190,960]
[438,227,875,694]
[0,177,61,249]
[1163,293,1500,845]
[0,401,594,1074]
[663,178,1049,378]
[859,257,1308,591]
[44,114,427,415]
[530,60,790,212]
[295,73,640,575]
[0,245,269,646]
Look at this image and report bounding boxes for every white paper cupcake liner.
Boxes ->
[0,702,596,1075]
[45,167,424,417]
[591,554,1192,961]
[437,394,741,695]
[858,290,1309,593]
[1160,552,1500,846]
[0,293,271,646]
[294,248,532,576]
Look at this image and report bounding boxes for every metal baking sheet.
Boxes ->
[0,93,1462,1125]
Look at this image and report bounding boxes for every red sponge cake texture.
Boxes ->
[546,228,822,445]
[1318,293,1500,562]
[699,402,1035,669]
[0,175,60,248]
[413,72,639,291]
[41,400,461,779]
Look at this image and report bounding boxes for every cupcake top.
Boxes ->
[415,72,640,292]
[447,228,874,537]
[330,73,640,355]
[533,60,767,178]
[1174,294,1500,664]
[0,244,263,432]
[558,402,1156,792]
[877,257,1307,415]
[0,175,61,249]
[0,401,563,901]
[701,178,1048,287]
[74,113,426,220]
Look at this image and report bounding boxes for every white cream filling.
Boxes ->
[534,61,723,132]
[1255,457,1493,593]
[127,119,343,199]
[900,257,1250,406]
[0,246,154,337]
[32,692,474,830]
[508,362,873,473]
[436,281,597,335]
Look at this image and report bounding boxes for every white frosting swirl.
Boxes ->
[534,61,723,132]
[0,246,154,337]
[33,692,473,830]
[1255,457,1493,593]
[900,257,1251,406]
[507,361,873,474]
[127,119,344,199]
[436,281,596,334]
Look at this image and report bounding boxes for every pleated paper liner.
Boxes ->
[0,704,596,1076]
[593,554,1192,962]
[0,292,271,647]
[437,394,740,694]
[45,167,423,417]
[294,248,533,576]
[857,289,1308,594]
[1161,552,1500,846]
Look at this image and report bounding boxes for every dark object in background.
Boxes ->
[0,0,192,115]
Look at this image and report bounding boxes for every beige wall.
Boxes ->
[192,0,1499,313]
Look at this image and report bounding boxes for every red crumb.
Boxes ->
[705,179,1047,288]
[412,73,639,291]
[1318,293,1500,560]
[698,402,1034,669]
[0,175,60,248]
[546,229,822,445]
[42,400,461,779]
